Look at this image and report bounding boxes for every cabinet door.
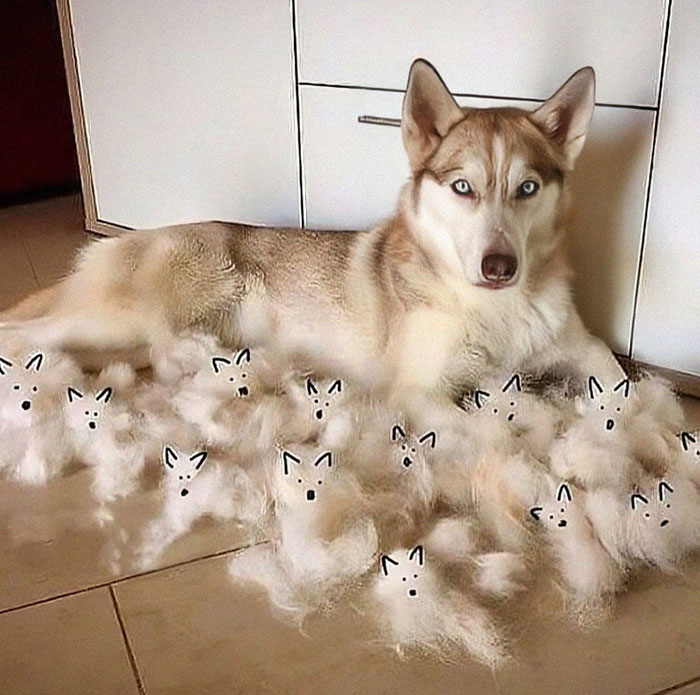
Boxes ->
[298,0,667,107]
[301,86,654,355]
[69,0,300,229]
[632,0,700,377]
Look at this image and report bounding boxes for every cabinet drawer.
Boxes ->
[297,0,667,107]
[300,85,654,354]
[69,0,300,229]
[632,0,700,377]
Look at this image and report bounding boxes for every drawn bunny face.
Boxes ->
[211,348,252,397]
[630,481,674,529]
[390,424,436,469]
[161,445,208,497]
[280,449,333,503]
[530,483,573,530]
[379,545,425,598]
[65,386,113,432]
[586,376,632,433]
[305,378,343,421]
[473,374,522,424]
[0,353,44,423]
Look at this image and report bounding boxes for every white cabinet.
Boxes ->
[631,0,700,378]
[301,86,654,354]
[67,0,300,229]
[297,0,667,106]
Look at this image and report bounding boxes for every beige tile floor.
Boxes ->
[0,195,699,695]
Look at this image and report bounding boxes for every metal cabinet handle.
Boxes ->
[357,115,401,128]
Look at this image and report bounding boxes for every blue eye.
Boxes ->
[517,180,539,197]
[451,179,472,196]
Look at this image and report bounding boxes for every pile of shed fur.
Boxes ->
[1,329,699,667]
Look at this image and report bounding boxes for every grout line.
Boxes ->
[627,0,674,358]
[109,585,146,695]
[0,540,266,617]
[290,0,306,227]
[650,674,700,695]
[298,81,659,111]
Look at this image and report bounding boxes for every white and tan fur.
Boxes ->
[0,60,624,406]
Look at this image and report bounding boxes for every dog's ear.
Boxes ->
[613,378,631,398]
[587,376,604,400]
[474,389,490,409]
[25,352,44,372]
[391,424,406,441]
[211,356,231,374]
[67,386,83,403]
[327,379,342,395]
[401,59,464,172]
[314,451,332,468]
[658,481,674,502]
[306,378,319,396]
[95,387,113,403]
[163,445,178,469]
[557,483,572,503]
[418,431,437,449]
[282,450,300,475]
[0,356,13,375]
[529,506,543,521]
[380,554,399,577]
[630,493,649,510]
[680,431,697,452]
[502,374,522,394]
[234,348,251,366]
[408,544,424,567]
[530,66,596,168]
[189,451,208,470]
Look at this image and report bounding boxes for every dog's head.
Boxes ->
[278,449,334,504]
[530,482,573,530]
[379,545,426,598]
[401,59,594,289]
[210,348,252,398]
[473,374,523,424]
[65,385,113,432]
[630,481,674,529]
[161,445,208,498]
[586,376,632,433]
[390,424,436,469]
[305,377,343,422]
[0,352,45,422]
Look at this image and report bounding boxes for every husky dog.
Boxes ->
[0,60,623,402]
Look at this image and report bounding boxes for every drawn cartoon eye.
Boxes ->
[179,475,183,480]
[241,373,247,378]
[493,408,498,414]
[516,180,539,198]
[510,401,515,407]
[413,573,418,579]
[13,385,19,390]
[411,448,416,454]
[616,407,621,412]
[314,399,319,404]
[600,405,605,411]
[317,480,323,485]
[297,478,302,484]
[402,577,407,582]
[93,411,98,417]
[549,515,554,520]
[32,386,38,393]
[401,444,406,450]
[186,475,190,479]
[645,512,650,518]
[560,508,565,513]
[229,377,234,382]
[325,402,330,407]
[666,504,670,508]
[451,178,473,196]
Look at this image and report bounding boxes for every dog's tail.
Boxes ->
[0,284,62,322]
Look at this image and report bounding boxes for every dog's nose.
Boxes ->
[238,386,249,397]
[481,254,517,283]
[605,418,615,431]
[402,456,412,468]
[315,409,323,420]
[558,519,567,527]
[21,400,31,411]
[408,589,417,597]
[306,489,316,501]
[88,421,96,430]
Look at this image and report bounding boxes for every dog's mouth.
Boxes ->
[605,419,615,431]
[88,421,96,430]
[660,519,669,527]
[238,386,249,397]
[315,409,323,420]
[21,400,31,411]
[402,456,413,468]
[477,249,518,289]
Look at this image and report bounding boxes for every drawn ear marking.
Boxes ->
[502,374,522,393]
[613,378,631,398]
[314,451,332,468]
[211,356,232,374]
[391,424,406,441]
[529,506,543,521]
[658,481,674,501]
[474,389,490,409]
[680,432,697,452]
[67,386,84,403]
[418,431,437,449]
[306,378,319,396]
[631,493,649,510]
[235,348,251,366]
[327,379,342,395]
[95,387,113,403]
[588,376,603,399]
[557,483,572,503]
[189,451,208,470]
[282,451,301,475]
[408,544,424,566]
[381,554,399,576]
[163,446,179,469]
[0,356,13,375]
[25,352,44,372]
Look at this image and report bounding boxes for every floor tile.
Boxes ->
[0,230,39,311]
[0,467,257,612]
[0,587,139,695]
